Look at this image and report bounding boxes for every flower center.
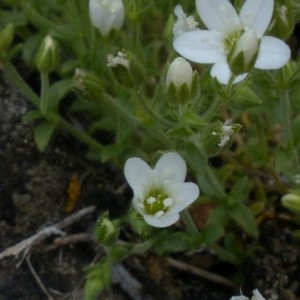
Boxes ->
[144,189,174,217]
[223,30,243,54]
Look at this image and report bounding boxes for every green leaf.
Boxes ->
[153,231,193,253]
[181,110,204,126]
[202,223,225,244]
[229,177,250,204]
[34,121,56,152]
[48,79,72,112]
[228,203,258,238]
[22,110,43,123]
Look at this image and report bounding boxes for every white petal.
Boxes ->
[124,157,152,193]
[143,214,180,228]
[173,30,224,64]
[239,0,273,38]
[196,0,242,35]
[251,289,265,300]
[154,152,187,183]
[255,36,291,69]
[210,60,248,84]
[229,296,248,300]
[168,182,200,213]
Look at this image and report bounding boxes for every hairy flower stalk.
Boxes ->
[124,152,200,228]
[173,0,291,84]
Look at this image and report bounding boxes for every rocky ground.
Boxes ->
[0,70,300,300]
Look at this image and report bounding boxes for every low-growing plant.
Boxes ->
[1,0,300,298]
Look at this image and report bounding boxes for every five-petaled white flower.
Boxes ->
[124,152,200,228]
[173,0,291,84]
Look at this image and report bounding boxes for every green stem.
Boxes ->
[57,117,103,152]
[191,137,227,200]
[4,62,39,106]
[181,209,201,236]
[202,94,222,122]
[40,72,49,114]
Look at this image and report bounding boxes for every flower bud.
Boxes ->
[107,50,146,87]
[269,2,295,40]
[89,0,124,36]
[166,57,193,90]
[73,68,103,101]
[200,121,241,155]
[228,30,259,75]
[281,192,300,214]
[95,213,120,246]
[35,35,59,73]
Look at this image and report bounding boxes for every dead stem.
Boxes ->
[167,257,238,289]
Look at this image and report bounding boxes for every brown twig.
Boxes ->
[41,233,96,253]
[26,254,55,300]
[0,205,96,261]
[167,257,238,289]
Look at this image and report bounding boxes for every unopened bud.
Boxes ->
[107,50,146,86]
[166,57,193,90]
[228,30,259,75]
[281,192,300,214]
[35,35,59,73]
[269,3,294,40]
[95,213,120,246]
[89,0,124,36]
[73,68,103,101]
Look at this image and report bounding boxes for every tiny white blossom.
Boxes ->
[124,152,200,228]
[166,57,193,89]
[229,289,265,300]
[251,289,265,300]
[218,120,234,148]
[173,5,199,38]
[173,0,291,84]
[107,51,129,69]
[89,0,124,36]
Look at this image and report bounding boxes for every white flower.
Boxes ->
[173,0,291,84]
[107,51,129,69]
[89,0,124,36]
[124,152,200,228]
[173,5,199,38]
[166,57,193,90]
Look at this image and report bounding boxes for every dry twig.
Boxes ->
[167,257,237,289]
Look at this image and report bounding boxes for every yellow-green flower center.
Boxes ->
[144,189,173,216]
[223,30,243,54]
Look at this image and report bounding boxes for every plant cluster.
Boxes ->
[1,0,300,299]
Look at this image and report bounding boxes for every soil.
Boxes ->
[0,70,300,300]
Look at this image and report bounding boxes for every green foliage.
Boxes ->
[2,0,300,296]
